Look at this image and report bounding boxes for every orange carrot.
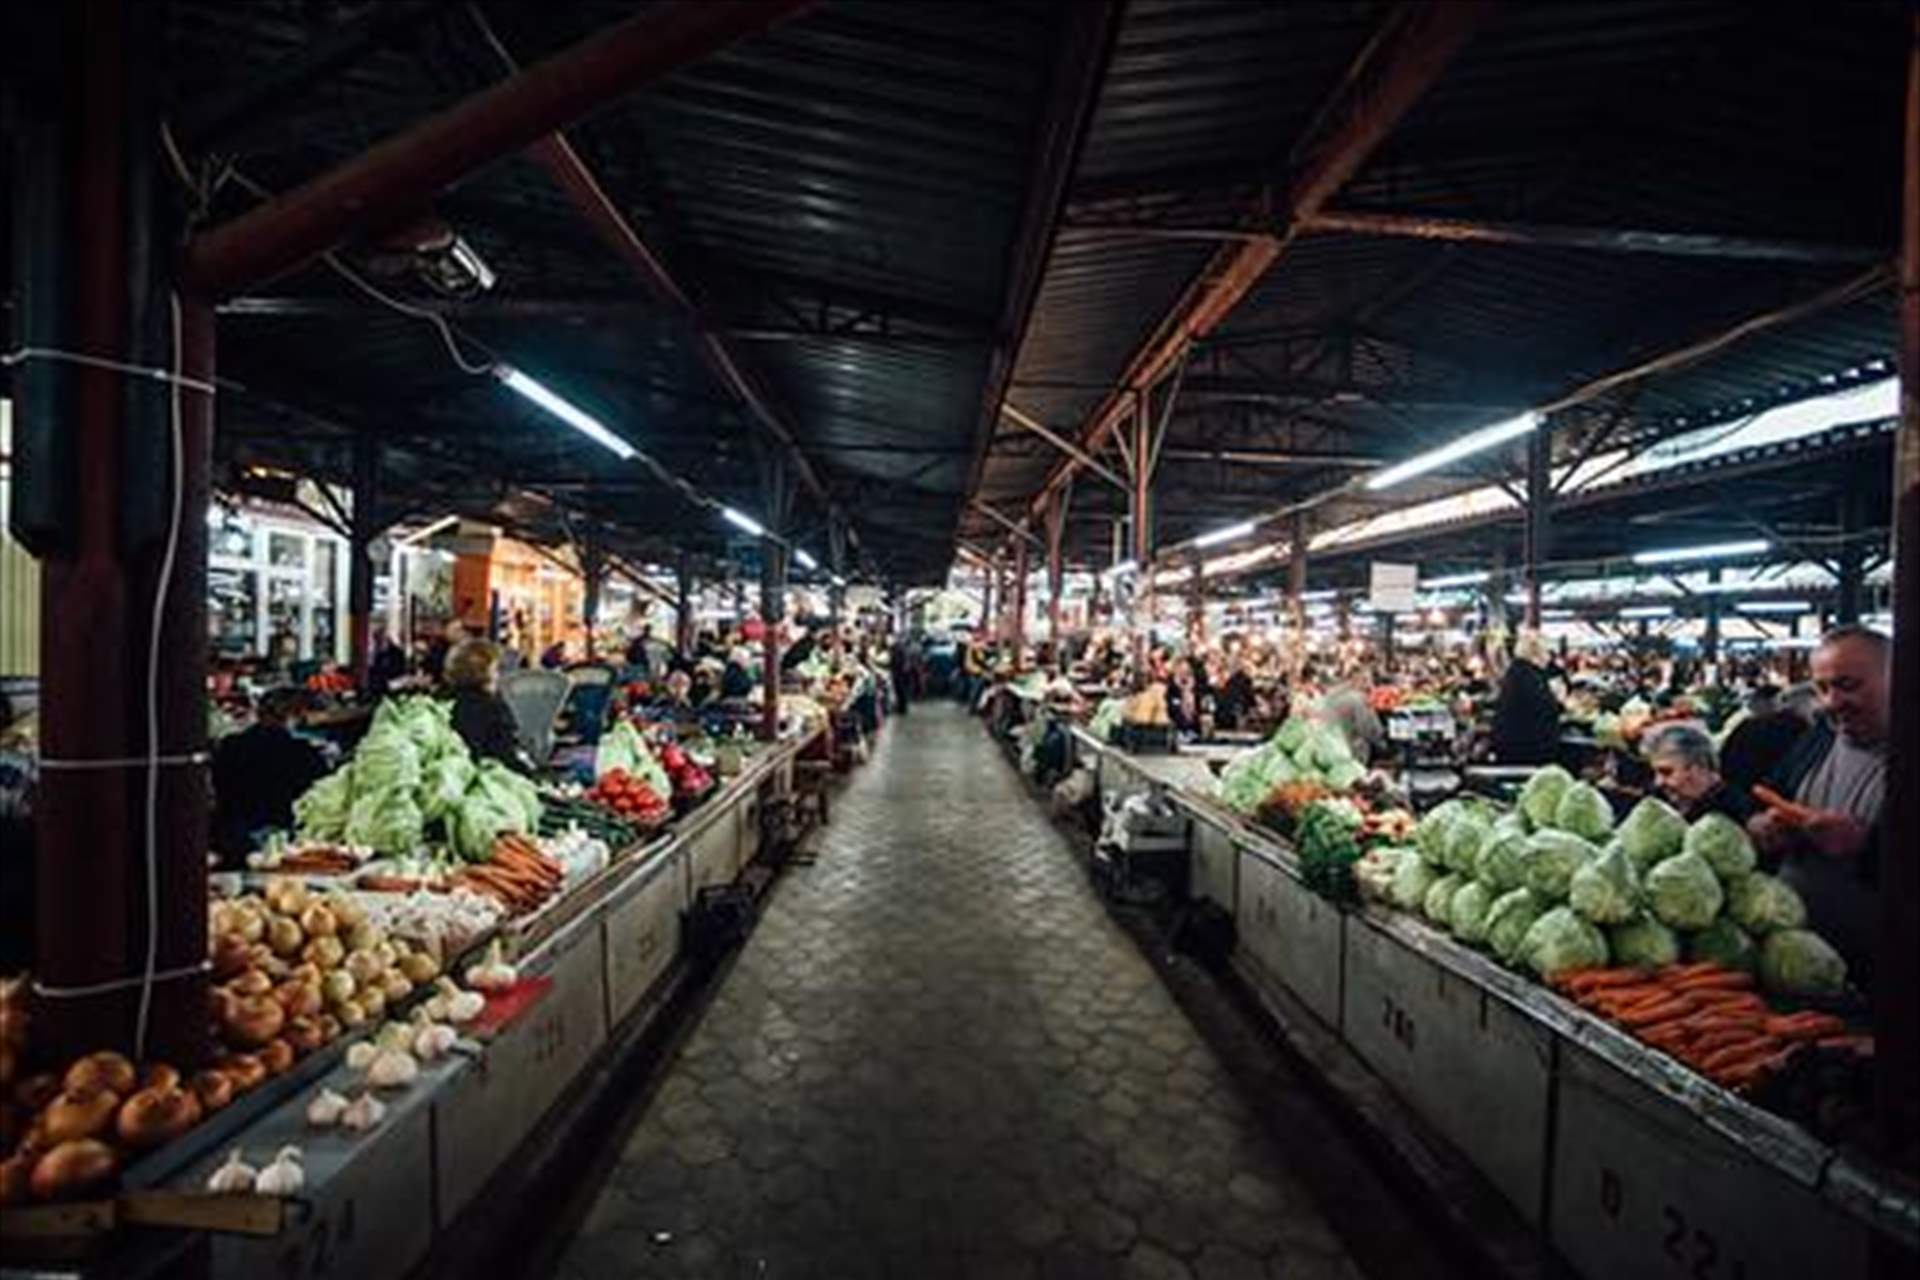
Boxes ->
[1670,970,1755,993]
[1699,1038,1782,1074]
[1620,998,1696,1028]
[1751,785,1817,825]
[1765,1014,1846,1041]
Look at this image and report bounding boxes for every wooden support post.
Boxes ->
[1875,7,1920,1173]
[348,434,379,681]
[28,0,209,1066]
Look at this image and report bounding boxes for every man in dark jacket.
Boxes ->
[212,688,330,864]
[1490,633,1563,765]
[1748,626,1888,988]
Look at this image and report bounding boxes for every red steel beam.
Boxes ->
[181,0,814,297]
[1019,0,1496,524]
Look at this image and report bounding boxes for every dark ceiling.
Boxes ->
[1,0,1910,588]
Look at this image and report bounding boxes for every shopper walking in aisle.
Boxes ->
[1748,625,1888,988]
[890,631,914,715]
[1490,630,1564,765]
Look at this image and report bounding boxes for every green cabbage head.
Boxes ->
[1758,929,1847,996]
[1554,781,1616,842]
[1474,825,1530,893]
[1608,914,1680,968]
[1725,872,1807,935]
[1683,812,1757,881]
[1423,873,1463,925]
[1520,905,1610,978]
[1519,765,1574,828]
[1521,829,1595,900]
[1449,880,1495,944]
[1687,917,1756,973]
[293,768,353,842]
[1569,842,1640,925]
[1617,796,1687,871]
[1389,856,1439,913]
[344,787,424,857]
[1645,850,1724,929]
[1486,887,1550,965]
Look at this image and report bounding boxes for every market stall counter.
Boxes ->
[1060,727,1919,1280]
[0,731,817,1280]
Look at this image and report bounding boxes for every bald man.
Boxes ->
[1749,625,1889,987]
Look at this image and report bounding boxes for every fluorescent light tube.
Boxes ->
[794,548,819,570]
[1365,412,1540,491]
[1299,589,1338,601]
[721,506,766,538]
[831,574,847,587]
[1619,605,1675,619]
[1422,571,1490,589]
[1631,539,1769,565]
[495,366,638,460]
[1193,520,1256,549]
[1735,600,1810,614]
[449,236,496,291]
[1106,560,1138,577]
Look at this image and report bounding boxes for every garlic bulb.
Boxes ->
[305,1088,348,1128]
[365,1047,419,1089]
[255,1146,304,1197]
[433,977,484,1024]
[205,1148,257,1193]
[344,1042,378,1071]
[410,1010,458,1062]
[375,1021,415,1054]
[340,1091,385,1132]
[464,939,517,993]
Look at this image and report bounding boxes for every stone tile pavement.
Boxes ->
[549,705,1368,1280]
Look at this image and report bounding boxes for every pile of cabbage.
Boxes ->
[1356,763,1847,996]
[595,720,673,799]
[1218,715,1368,814]
[293,694,543,862]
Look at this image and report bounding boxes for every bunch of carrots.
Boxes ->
[449,835,564,916]
[1550,962,1862,1092]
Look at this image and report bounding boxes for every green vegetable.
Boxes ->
[1324,759,1368,792]
[1298,800,1364,906]
[1423,873,1463,925]
[1389,856,1439,913]
[419,753,476,824]
[1757,928,1847,996]
[1486,888,1550,965]
[1519,765,1574,828]
[344,788,424,857]
[351,728,421,796]
[1725,872,1807,935]
[452,791,521,862]
[1521,830,1595,900]
[1449,880,1495,944]
[1682,812,1757,882]
[1474,826,1530,893]
[1273,717,1310,754]
[1568,842,1640,925]
[1519,906,1610,978]
[1414,801,1461,868]
[1299,722,1355,774]
[1686,917,1756,973]
[1608,914,1681,968]
[292,769,353,842]
[1617,797,1687,871]
[1645,850,1725,929]
[1089,698,1126,742]
[1441,808,1491,874]
[1554,781,1616,842]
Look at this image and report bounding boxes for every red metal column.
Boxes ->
[1012,537,1029,665]
[35,0,209,1066]
[1876,8,1920,1176]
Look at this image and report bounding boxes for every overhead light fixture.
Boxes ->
[1631,539,1769,565]
[721,506,766,538]
[1106,559,1138,578]
[1735,600,1810,614]
[794,548,819,571]
[1541,609,1576,621]
[448,236,497,292]
[1422,571,1490,589]
[831,574,847,587]
[1192,520,1256,549]
[1620,605,1675,619]
[1299,589,1338,601]
[495,365,638,460]
[396,514,461,546]
[1365,411,1541,491]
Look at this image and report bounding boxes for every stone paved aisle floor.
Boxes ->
[550,705,1369,1280]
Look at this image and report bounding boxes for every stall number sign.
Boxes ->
[1595,1166,1752,1279]
[1369,562,1417,614]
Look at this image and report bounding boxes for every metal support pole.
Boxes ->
[675,548,693,660]
[1525,429,1552,629]
[1703,566,1723,666]
[1012,537,1030,664]
[1874,7,1920,1175]
[982,557,996,640]
[1045,492,1067,648]
[827,519,848,640]
[1837,488,1867,624]
[1132,392,1152,664]
[1187,556,1205,646]
[578,536,605,660]
[759,456,793,743]
[32,0,209,1065]
[348,435,379,681]
[1288,511,1309,680]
